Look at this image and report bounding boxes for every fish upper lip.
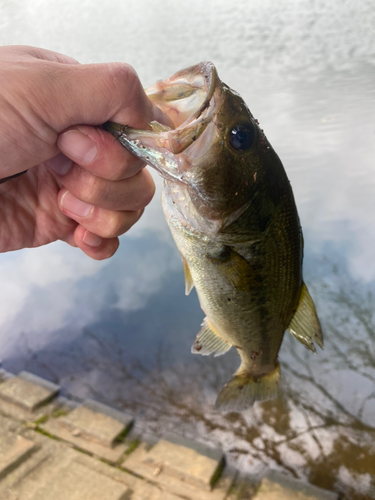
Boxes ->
[187,61,217,121]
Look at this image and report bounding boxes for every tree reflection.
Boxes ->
[11,272,375,500]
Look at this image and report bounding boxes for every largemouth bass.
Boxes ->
[104,62,323,412]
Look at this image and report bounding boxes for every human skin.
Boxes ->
[0,45,167,259]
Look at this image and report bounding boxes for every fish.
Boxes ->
[103,62,323,412]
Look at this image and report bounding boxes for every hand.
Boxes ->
[0,45,165,259]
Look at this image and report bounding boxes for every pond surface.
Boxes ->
[0,1,375,498]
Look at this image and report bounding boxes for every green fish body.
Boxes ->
[104,62,323,411]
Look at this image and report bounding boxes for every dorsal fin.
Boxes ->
[181,256,194,295]
[287,283,323,353]
[191,318,231,357]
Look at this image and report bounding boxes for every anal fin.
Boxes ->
[215,364,280,412]
[191,318,231,357]
[287,282,323,353]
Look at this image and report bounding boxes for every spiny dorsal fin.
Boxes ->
[191,317,231,357]
[287,282,323,353]
[182,256,194,296]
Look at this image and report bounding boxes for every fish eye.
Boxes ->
[229,123,254,151]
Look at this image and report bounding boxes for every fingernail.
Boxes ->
[45,153,73,175]
[58,130,98,164]
[61,191,93,217]
[82,230,102,247]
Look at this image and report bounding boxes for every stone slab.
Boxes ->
[0,397,56,423]
[28,461,131,500]
[83,399,134,426]
[0,415,51,496]
[73,450,181,500]
[41,418,127,462]
[0,433,36,479]
[123,441,234,500]
[58,399,132,448]
[18,372,60,394]
[0,443,53,497]
[0,372,60,411]
[163,432,223,462]
[143,436,223,490]
[0,433,134,500]
[254,471,339,500]
[0,413,24,435]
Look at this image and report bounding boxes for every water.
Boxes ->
[0,1,375,498]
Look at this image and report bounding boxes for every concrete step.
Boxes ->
[0,371,61,421]
[41,398,133,462]
[28,461,131,500]
[0,372,60,412]
[0,429,36,480]
[58,399,133,447]
[123,432,234,499]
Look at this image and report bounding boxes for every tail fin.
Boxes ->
[215,364,280,412]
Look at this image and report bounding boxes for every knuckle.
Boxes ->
[109,63,140,96]
[77,172,104,204]
[104,155,143,182]
[101,214,124,238]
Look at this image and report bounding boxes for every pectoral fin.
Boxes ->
[182,256,194,296]
[192,318,231,357]
[207,247,262,291]
[287,283,323,353]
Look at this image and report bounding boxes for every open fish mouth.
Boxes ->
[103,62,219,182]
[146,61,217,130]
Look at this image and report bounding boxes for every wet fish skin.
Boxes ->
[104,62,322,411]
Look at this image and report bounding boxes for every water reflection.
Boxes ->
[0,231,189,362]
[3,246,375,499]
[0,0,375,499]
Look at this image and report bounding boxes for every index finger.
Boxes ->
[38,62,168,132]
